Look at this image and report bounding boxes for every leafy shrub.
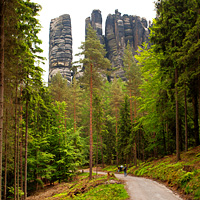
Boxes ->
[180,172,194,187]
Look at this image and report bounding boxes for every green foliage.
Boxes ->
[52,173,128,200]
[7,187,24,199]
[74,184,128,200]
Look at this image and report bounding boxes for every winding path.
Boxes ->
[87,170,183,200]
[114,173,182,200]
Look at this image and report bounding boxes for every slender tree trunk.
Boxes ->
[142,130,145,161]
[192,92,199,146]
[99,135,104,168]
[129,90,133,125]
[175,67,180,161]
[4,109,7,200]
[96,134,98,176]
[198,9,200,129]
[89,63,93,180]
[153,132,157,158]
[14,78,19,200]
[74,91,76,133]
[133,99,137,166]
[130,90,137,166]
[184,85,188,151]
[24,99,28,199]
[20,88,24,200]
[17,123,20,200]
[195,11,200,147]
[162,123,166,155]
[115,107,119,167]
[0,1,5,198]
[166,123,169,154]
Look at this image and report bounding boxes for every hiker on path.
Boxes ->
[124,165,127,176]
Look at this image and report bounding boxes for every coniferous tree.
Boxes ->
[110,77,124,166]
[123,41,141,165]
[78,24,111,179]
[150,0,200,161]
[118,95,131,164]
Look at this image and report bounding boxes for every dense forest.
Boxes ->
[0,0,200,199]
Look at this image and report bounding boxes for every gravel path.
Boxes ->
[114,173,183,200]
[88,170,183,200]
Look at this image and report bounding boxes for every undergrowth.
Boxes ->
[52,173,129,200]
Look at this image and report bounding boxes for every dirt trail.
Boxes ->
[91,170,183,200]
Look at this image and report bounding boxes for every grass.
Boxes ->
[73,184,128,200]
[51,173,129,200]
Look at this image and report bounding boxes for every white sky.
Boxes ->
[33,0,157,84]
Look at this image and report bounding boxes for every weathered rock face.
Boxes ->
[105,10,150,81]
[49,14,72,83]
[85,9,105,45]
[48,10,150,83]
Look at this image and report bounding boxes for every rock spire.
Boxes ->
[49,14,72,83]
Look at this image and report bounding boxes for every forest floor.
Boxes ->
[27,169,182,200]
[27,146,200,200]
[27,171,128,200]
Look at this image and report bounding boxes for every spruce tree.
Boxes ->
[150,0,199,161]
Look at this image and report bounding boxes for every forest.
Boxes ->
[0,0,200,199]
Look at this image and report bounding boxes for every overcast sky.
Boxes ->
[33,0,157,84]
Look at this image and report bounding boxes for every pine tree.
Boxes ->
[78,24,111,179]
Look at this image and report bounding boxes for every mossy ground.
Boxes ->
[27,172,129,200]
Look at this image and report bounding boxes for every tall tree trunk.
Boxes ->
[166,123,169,154]
[142,130,145,161]
[20,88,24,200]
[96,134,98,176]
[184,85,188,151]
[14,83,18,200]
[4,109,7,200]
[192,92,199,147]
[133,99,137,166]
[175,68,181,161]
[89,63,93,180]
[162,123,166,155]
[24,99,28,199]
[0,1,5,198]
[198,9,200,129]
[73,92,76,133]
[115,107,119,167]
[17,122,20,200]
[99,135,104,168]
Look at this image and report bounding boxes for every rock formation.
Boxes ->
[85,9,150,81]
[48,10,151,83]
[49,14,72,83]
[85,9,104,45]
[105,10,150,81]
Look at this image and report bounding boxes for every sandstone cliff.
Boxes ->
[85,9,105,45]
[48,10,151,83]
[49,14,72,83]
[105,10,150,81]
[87,9,150,81]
